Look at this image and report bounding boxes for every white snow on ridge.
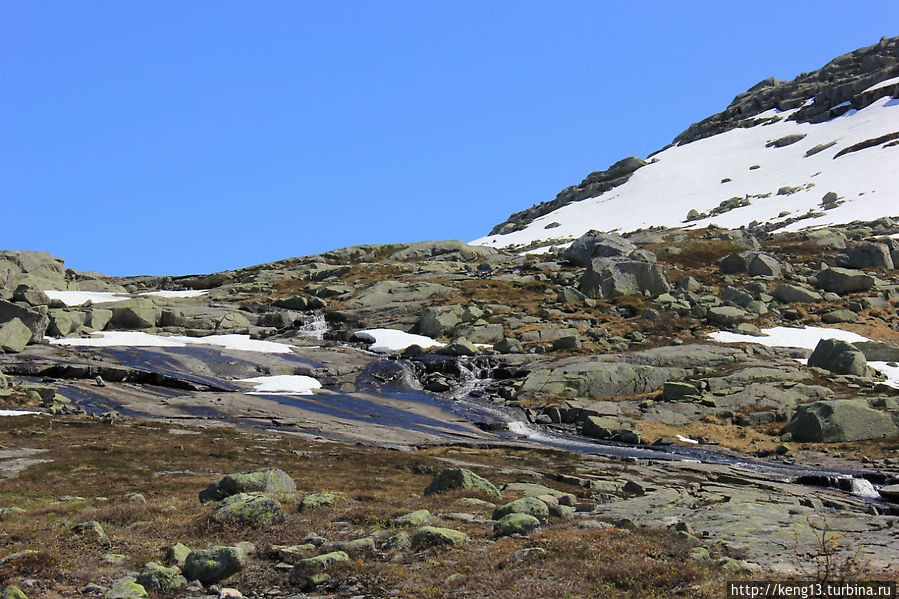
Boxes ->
[49,331,294,354]
[139,290,209,298]
[354,328,441,353]
[44,290,130,306]
[863,75,899,94]
[237,375,322,395]
[0,409,40,416]
[710,326,899,388]
[474,96,899,249]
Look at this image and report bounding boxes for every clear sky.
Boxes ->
[2,2,896,276]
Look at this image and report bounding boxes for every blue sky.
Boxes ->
[2,2,896,276]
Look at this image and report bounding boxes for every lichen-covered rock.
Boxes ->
[424,468,500,498]
[393,509,431,527]
[183,546,246,583]
[164,542,190,567]
[774,284,821,303]
[136,562,187,593]
[110,299,158,329]
[494,513,542,536]
[104,579,147,599]
[211,493,284,526]
[199,468,296,503]
[563,230,637,267]
[785,399,898,442]
[299,491,343,511]
[410,526,470,550]
[294,550,349,572]
[579,257,670,299]
[0,318,31,353]
[382,531,411,552]
[72,520,107,542]
[0,587,28,599]
[492,497,549,523]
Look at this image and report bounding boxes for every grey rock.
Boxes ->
[748,254,783,277]
[815,267,875,294]
[785,399,898,442]
[774,284,821,303]
[0,299,49,342]
[562,230,636,266]
[580,257,670,299]
[808,338,868,376]
[707,306,747,326]
[837,242,894,270]
[0,318,32,353]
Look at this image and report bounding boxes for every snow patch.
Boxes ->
[138,290,209,298]
[0,409,40,416]
[708,326,870,349]
[237,375,322,395]
[44,290,129,306]
[676,434,699,444]
[710,326,899,387]
[354,329,441,353]
[862,75,899,94]
[49,331,294,354]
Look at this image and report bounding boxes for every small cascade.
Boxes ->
[795,474,882,498]
[296,314,327,340]
[446,356,494,400]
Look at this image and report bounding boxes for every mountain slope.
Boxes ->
[475,37,899,251]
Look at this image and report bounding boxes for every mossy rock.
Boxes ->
[72,520,107,541]
[299,491,343,511]
[382,531,411,552]
[492,497,549,523]
[199,468,296,503]
[393,509,431,527]
[104,579,148,599]
[136,562,187,593]
[164,542,190,567]
[410,526,470,550]
[494,513,541,536]
[0,587,27,599]
[424,468,500,498]
[183,546,245,584]
[295,551,349,572]
[211,493,284,527]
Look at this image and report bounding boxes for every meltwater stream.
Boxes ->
[409,356,895,503]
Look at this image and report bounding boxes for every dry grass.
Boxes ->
[0,416,730,598]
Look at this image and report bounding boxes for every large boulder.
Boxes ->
[0,318,32,353]
[410,526,470,549]
[414,305,462,338]
[199,468,296,503]
[718,251,756,274]
[183,546,246,584]
[774,284,821,304]
[519,361,683,400]
[424,468,501,498]
[563,231,636,267]
[837,242,894,270]
[579,257,670,299]
[747,253,784,277]
[494,513,541,536]
[0,299,49,342]
[110,299,158,329]
[814,267,875,294]
[492,497,550,523]
[210,493,284,526]
[807,339,869,376]
[785,399,898,442]
[136,563,187,594]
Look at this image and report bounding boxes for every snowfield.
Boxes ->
[474,95,899,249]
[48,331,295,354]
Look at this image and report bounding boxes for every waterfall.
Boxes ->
[296,314,327,340]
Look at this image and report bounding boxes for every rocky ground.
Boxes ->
[2,220,899,597]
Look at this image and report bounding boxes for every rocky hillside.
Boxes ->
[478,36,899,250]
[2,38,899,599]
